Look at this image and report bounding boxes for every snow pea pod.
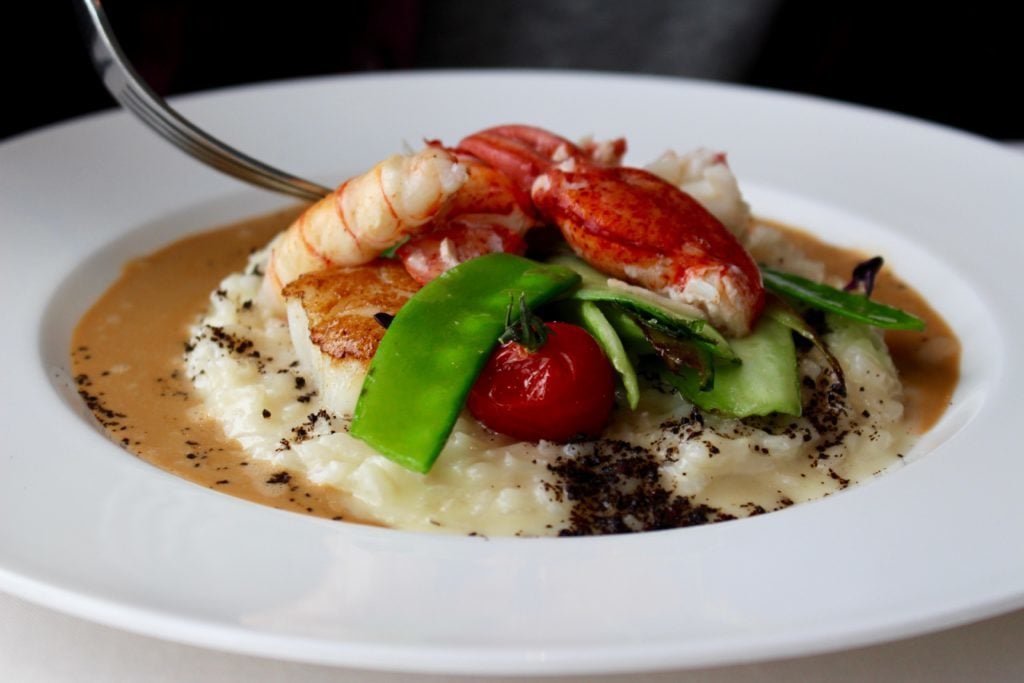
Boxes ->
[349,254,581,473]
[761,267,925,331]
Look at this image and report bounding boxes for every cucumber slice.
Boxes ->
[663,314,801,417]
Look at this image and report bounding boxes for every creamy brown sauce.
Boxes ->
[71,206,360,521]
[70,210,960,522]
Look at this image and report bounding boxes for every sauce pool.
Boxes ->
[71,206,358,520]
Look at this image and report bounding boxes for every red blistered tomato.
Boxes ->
[467,322,615,442]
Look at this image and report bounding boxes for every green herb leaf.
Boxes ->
[379,235,410,259]
[760,267,926,331]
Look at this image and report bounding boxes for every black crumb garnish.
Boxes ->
[266,471,292,485]
[548,439,734,536]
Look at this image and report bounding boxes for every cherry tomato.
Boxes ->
[467,322,615,442]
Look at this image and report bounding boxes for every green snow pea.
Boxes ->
[761,267,926,331]
[349,254,581,473]
[553,299,642,410]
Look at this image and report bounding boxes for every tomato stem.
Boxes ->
[498,292,549,351]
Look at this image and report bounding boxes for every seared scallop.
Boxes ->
[282,260,420,416]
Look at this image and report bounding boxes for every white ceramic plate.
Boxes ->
[1,72,1022,676]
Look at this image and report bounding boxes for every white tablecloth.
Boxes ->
[5,142,1023,683]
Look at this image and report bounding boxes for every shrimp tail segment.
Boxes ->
[264,147,468,307]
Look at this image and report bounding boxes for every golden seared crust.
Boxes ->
[282,260,420,362]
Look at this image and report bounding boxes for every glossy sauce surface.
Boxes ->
[72,206,355,520]
[70,210,960,522]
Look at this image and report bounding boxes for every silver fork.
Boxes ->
[76,0,331,202]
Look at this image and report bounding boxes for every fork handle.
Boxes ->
[76,0,331,202]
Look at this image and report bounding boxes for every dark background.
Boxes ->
[4,1,1022,142]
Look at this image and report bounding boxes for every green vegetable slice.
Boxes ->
[546,254,736,362]
[350,254,581,473]
[601,304,652,357]
[662,311,801,417]
[765,299,846,393]
[642,321,717,390]
[569,301,641,410]
[761,267,925,331]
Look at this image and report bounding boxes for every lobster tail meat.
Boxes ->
[458,124,765,336]
[534,162,764,336]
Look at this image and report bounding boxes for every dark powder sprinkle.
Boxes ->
[548,440,734,536]
[77,384,128,429]
[828,469,851,488]
[266,471,292,485]
[262,409,271,418]
[802,367,848,436]
[289,409,334,443]
[199,325,262,360]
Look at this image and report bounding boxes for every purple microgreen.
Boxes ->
[844,256,884,298]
